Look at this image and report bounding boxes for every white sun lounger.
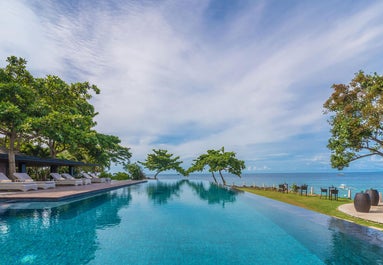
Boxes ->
[81,172,106,183]
[0,172,38,192]
[14,173,56,190]
[89,172,110,183]
[50,173,83,186]
[62,173,91,185]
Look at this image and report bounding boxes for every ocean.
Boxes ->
[154,172,383,199]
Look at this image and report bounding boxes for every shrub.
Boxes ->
[291,183,299,193]
[99,171,113,179]
[126,163,146,180]
[112,172,130,180]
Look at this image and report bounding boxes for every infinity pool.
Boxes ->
[0,179,383,264]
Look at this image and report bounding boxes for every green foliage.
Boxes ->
[125,163,146,180]
[0,55,131,174]
[72,132,132,170]
[0,56,38,177]
[19,142,50,158]
[324,71,383,169]
[99,171,113,179]
[139,149,186,178]
[188,147,246,185]
[290,183,299,193]
[239,187,383,230]
[30,75,99,158]
[111,172,130,180]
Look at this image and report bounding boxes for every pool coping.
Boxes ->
[0,180,147,202]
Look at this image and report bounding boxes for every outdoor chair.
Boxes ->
[50,173,83,186]
[81,172,106,183]
[320,187,327,199]
[89,172,110,183]
[13,172,55,190]
[62,173,91,185]
[300,184,308,196]
[0,172,38,192]
[329,187,338,200]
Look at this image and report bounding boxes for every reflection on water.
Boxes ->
[0,188,132,264]
[187,181,238,207]
[325,218,383,264]
[0,180,383,264]
[146,179,186,204]
[145,180,239,207]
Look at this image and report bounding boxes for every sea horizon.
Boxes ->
[149,171,383,199]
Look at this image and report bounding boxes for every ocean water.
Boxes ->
[1,179,383,264]
[156,172,383,198]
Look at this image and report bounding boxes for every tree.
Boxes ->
[71,132,132,170]
[0,55,131,176]
[0,56,39,178]
[30,75,99,158]
[124,163,146,180]
[188,147,245,185]
[139,149,185,179]
[323,71,383,169]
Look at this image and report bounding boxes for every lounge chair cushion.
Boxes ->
[24,179,34,182]
[0,179,11,183]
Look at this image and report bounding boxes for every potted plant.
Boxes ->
[354,192,371,213]
[365,188,379,206]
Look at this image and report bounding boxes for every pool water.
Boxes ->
[1,179,383,264]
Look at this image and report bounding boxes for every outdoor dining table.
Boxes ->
[328,186,339,200]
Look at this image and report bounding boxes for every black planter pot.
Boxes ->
[366,189,379,206]
[354,193,371,213]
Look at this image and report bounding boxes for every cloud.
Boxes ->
[2,0,383,172]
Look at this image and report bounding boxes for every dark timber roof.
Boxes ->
[0,153,93,167]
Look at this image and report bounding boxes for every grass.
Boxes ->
[237,186,383,230]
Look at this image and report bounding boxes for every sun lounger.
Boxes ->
[50,173,83,186]
[14,173,56,190]
[62,173,91,185]
[0,172,38,192]
[81,172,106,183]
[89,172,110,183]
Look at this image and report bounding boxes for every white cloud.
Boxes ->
[2,1,383,171]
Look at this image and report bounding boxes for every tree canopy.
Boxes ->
[323,71,383,169]
[139,149,186,178]
[73,132,132,170]
[30,75,100,158]
[0,56,131,175]
[188,147,245,185]
[124,162,146,180]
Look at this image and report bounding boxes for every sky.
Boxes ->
[1,0,383,173]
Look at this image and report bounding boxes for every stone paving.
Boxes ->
[0,180,147,201]
[338,202,383,224]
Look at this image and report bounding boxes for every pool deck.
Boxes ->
[338,202,383,225]
[0,180,147,202]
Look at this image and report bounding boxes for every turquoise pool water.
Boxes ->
[1,180,383,264]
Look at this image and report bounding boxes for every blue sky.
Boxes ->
[1,0,383,173]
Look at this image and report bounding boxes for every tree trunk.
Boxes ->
[49,140,56,158]
[219,170,226,186]
[8,132,17,180]
[211,172,218,184]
